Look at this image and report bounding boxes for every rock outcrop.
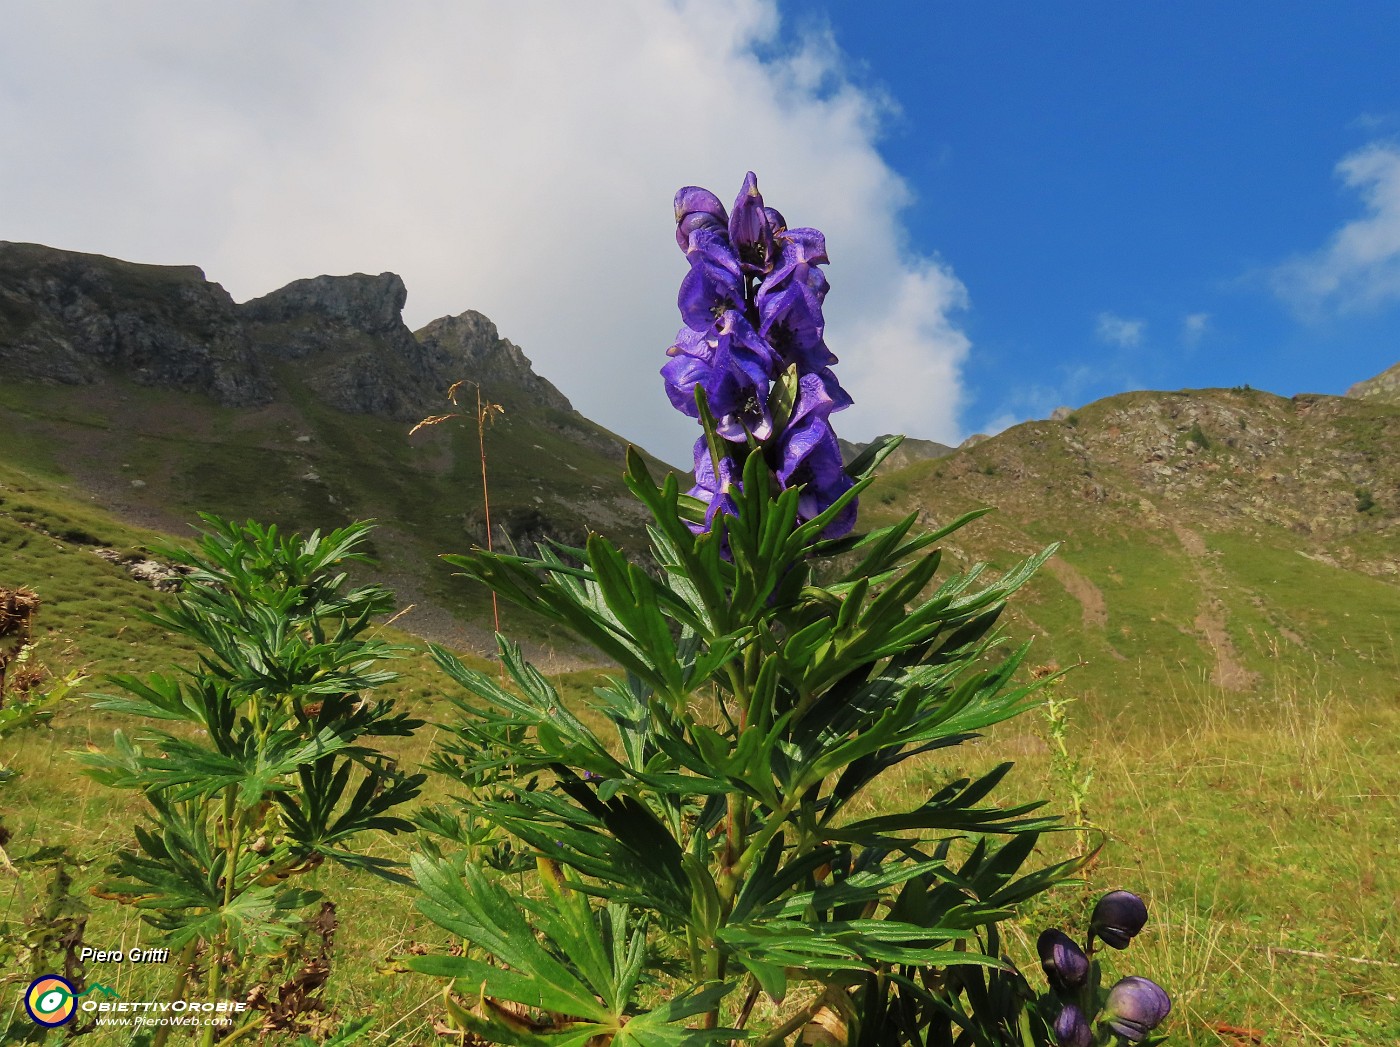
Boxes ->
[414,311,573,414]
[0,241,270,406]
[1346,361,1400,405]
[0,242,579,424]
[241,271,452,419]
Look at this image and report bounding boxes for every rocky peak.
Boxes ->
[1346,361,1400,405]
[414,310,573,413]
[240,272,408,336]
[839,434,954,471]
[1,243,577,426]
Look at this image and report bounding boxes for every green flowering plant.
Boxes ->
[79,516,424,1045]
[408,176,1108,1046]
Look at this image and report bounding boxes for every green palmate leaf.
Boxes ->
[410,855,621,1023]
[441,551,674,694]
[613,984,744,1047]
[770,859,957,920]
[644,712,788,809]
[99,816,316,950]
[89,673,193,722]
[480,783,694,921]
[731,842,842,923]
[431,641,616,775]
[825,766,1055,843]
[317,850,416,886]
[586,535,685,694]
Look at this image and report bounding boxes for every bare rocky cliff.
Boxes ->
[0,241,270,406]
[0,242,576,424]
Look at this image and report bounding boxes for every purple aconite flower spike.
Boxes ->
[661,173,855,537]
[1091,891,1149,950]
[1037,928,1089,992]
[1052,1004,1093,1047]
[1103,976,1171,1042]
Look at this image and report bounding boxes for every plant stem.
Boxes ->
[754,999,826,1047]
[201,788,243,1047]
[152,939,199,1047]
[476,387,502,652]
[735,976,762,1030]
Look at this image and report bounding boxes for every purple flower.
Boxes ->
[1091,891,1149,950]
[1038,929,1089,992]
[1052,1004,1093,1047]
[768,226,829,284]
[674,187,728,251]
[729,171,774,275]
[1102,976,1171,1042]
[778,421,855,538]
[757,277,832,372]
[662,312,777,441]
[677,233,744,331]
[687,438,741,532]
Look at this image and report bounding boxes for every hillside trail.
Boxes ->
[1169,520,1258,692]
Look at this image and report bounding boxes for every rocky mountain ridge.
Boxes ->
[0,241,571,422]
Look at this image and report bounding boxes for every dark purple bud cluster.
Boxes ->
[663,173,856,537]
[1041,891,1170,1045]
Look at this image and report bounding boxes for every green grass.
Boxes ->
[4,623,1396,1045]
[0,374,665,653]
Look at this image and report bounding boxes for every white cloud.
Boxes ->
[1182,312,1210,344]
[1271,142,1400,316]
[840,260,970,446]
[1095,312,1145,348]
[0,1,972,465]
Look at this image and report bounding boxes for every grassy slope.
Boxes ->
[853,387,1400,1045]
[860,388,1400,708]
[0,372,661,657]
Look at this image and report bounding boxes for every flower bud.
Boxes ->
[674,186,727,233]
[1053,1004,1093,1047]
[675,195,729,250]
[1091,890,1148,949]
[1103,976,1171,1042]
[1037,928,1089,991]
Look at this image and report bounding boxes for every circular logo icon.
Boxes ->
[25,975,77,1027]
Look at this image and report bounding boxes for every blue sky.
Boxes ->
[789,1,1400,434]
[3,2,1398,463]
